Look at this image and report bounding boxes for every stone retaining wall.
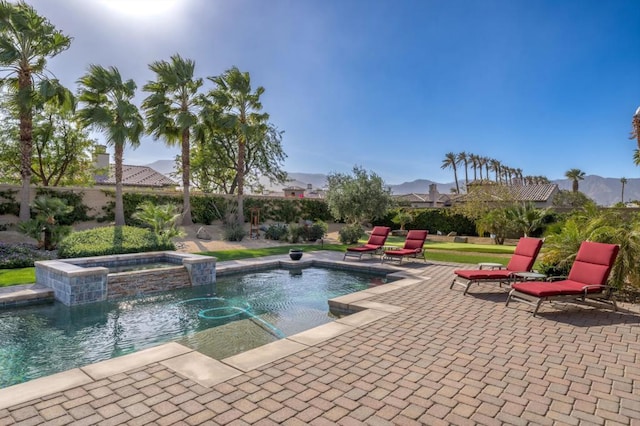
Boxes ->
[36,251,217,306]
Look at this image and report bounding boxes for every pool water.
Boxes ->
[0,267,389,388]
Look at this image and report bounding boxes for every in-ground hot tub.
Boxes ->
[35,251,216,306]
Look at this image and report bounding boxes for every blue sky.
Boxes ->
[27,0,640,184]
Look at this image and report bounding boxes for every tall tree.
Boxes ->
[77,65,144,226]
[0,0,72,221]
[208,66,267,224]
[325,165,393,225]
[456,151,469,190]
[441,152,460,194]
[143,54,202,225]
[490,159,501,183]
[565,168,585,193]
[621,177,627,204]
[470,153,479,181]
[0,100,95,186]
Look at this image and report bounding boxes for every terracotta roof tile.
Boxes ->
[100,164,177,187]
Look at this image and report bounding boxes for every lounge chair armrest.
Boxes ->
[478,262,504,270]
[580,284,616,298]
[546,276,567,282]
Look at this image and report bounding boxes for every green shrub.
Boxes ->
[339,223,364,244]
[288,223,305,243]
[264,223,288,240]
[375,208,476,236]
[223,223,247,241]
[306,221,328,241]
[35,188,91,225]
[0,189,19,216]
[0,243,57,268]
[58,226,175,258]
[132,201,183,242]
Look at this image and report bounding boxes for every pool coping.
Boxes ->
[0,252,428,409]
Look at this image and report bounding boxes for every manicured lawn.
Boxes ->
[0,268,36,287]
[0,241,513,287]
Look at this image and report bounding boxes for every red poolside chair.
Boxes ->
[343,226,391,260]
[381,230,428,264]
[450,237,544,295]
[506,241,620,316]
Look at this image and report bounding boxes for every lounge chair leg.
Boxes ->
[532,299,543,316]
[463,282,472,296]
[506,290,513,306]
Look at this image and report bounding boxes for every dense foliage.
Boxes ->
[57,226,175,258]
[0,243,56,269]
[339,223,364,244]
[376,208,476,236]
[325,166,394,225]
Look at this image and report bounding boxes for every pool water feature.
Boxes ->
[35,251,216,305]
[0,267,392,388]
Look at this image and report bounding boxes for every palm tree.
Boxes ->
[208,67,268,224]
[490,159,501,183]
[506,202,547,237]
[477,156,484,180]
[142,54,202,226]
[77,65,144,226]
[483,157,491,180]
[0,0,72,222]
[621,177,628,204]
[456,151,469,190]
[515,168,523,185]
[565,168,586,193]
[441,152,460,194]
[470,153,479,181]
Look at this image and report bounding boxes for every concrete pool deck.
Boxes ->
[1,251,640,424]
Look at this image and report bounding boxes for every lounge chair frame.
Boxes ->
[505,241,620,316]
[450,237,544,295]
[343,226,391,261]
[381,230,428,264]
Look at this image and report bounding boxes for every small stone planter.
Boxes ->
[289,249,303,261]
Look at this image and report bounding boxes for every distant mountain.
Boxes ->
[145,160,177,178]
[553,175,638,206]
[388,179,456,195]
[143,161,637,206]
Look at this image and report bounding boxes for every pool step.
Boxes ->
[0,283,54,309]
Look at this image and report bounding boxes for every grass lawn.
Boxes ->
[0,241,512,287]
[0,268,36,287]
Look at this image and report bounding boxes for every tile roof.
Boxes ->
[464,183,558,202]
[99,164,177,187]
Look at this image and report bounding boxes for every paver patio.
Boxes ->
[1,251,639,425]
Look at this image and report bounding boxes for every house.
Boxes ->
[282,184,326,199]
[394,182,559,209]
[462,181,559,208]
[394,184,455,207]
[93,145,177,188]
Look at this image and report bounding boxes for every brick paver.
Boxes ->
[1,257,640,425]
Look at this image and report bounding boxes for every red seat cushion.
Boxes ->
[346,244,379,253]
[506,238,544,271]
[454,269,512,280]
[511,280,605,297]
[385,248,420,256]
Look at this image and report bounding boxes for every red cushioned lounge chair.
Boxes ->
[506,241,620,316]
[381,230,428,264]
[343,226,391,260]
[450,237,544,295]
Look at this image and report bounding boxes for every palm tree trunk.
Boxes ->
[237,135,245,225]
[18,70,33,222]
[114,142,125,226]
[181,129,193,225]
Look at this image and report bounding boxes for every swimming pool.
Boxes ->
[0,267,390,388]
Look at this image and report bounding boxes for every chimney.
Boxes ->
[93,145,109,183]
[307,183,312,190]
[429,183,439,206]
